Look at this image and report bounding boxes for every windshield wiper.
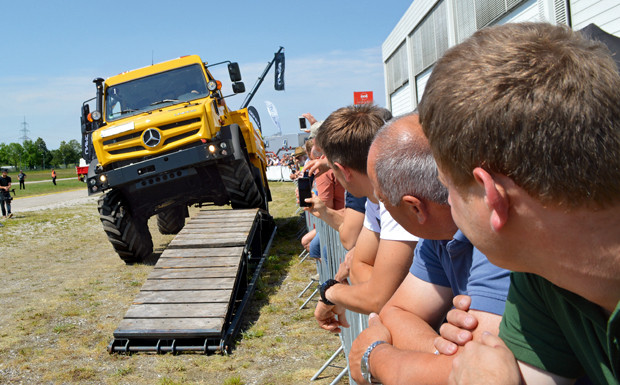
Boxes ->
[110,108,138,117]
[150,99,178,106]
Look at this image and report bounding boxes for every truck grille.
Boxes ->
[103,117,203,156]
[163,129,200,146]
[159,118,201,131]
[103,132,141,146]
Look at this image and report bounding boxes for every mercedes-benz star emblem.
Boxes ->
[143,128,161,148]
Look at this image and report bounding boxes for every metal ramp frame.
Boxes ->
[108,208,276,354]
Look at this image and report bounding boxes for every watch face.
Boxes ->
[361,351,371,382]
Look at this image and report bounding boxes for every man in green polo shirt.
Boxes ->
[418,22,620,384]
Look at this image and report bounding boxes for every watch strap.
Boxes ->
[319,279,339,305]
[361,340,387,384]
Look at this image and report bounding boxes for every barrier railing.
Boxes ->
[302,210,368,385]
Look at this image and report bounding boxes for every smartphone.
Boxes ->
[299,116,307,130]
[298,173,314,207]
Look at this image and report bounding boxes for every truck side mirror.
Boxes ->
[232,82,245,94]
[228,62,242,82]
[81,104,92,134]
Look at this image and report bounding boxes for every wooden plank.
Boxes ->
[178,229,250,237]
[168,237,247,249]
[149,267,238,279]
[173,234,248,242]
[141,278,235,291]
[194,212,257,220]
[160,247,244,258]
[124,303,230,318]
[183,223,253,230]
[179,226,250,233]
[133,290,232,304]
[115,317,224,337]
[196,208,257,214]
[155,258,239,269]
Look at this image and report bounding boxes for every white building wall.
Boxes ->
[570,0,620,34]
[415,67,433,104]
[382,0,620,112]
[390,83,414,116]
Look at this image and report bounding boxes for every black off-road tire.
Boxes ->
[157,206,187,235]
[218,159,264,209]
[98,189,153,264]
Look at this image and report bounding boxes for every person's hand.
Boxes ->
[448,332,521,385]
[334,249,354,282]
[314,300,349,333]
[435,295,477,355]
[349,313,392,384]
[302,112,318,125]
[302,195,325,218]
[305,157,330,177]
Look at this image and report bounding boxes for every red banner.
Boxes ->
[354,91,373,105]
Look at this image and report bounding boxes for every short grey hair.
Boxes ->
[373,113,449,206]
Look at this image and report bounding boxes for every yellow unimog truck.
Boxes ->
[80,55,271,264]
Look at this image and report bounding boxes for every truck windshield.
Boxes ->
[105,64,209,121]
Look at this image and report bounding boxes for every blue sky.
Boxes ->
[0,0,412,150]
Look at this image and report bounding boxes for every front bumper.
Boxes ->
[87,139,234,195]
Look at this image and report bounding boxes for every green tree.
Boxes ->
[0,143,8,166]
[34,137,50,169]
[6,142,24,169]
[49,149,62,168]
[22,140,38,169]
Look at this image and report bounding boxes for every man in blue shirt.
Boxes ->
[348,113,511,385]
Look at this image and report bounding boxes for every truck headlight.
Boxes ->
[99,175,107,183]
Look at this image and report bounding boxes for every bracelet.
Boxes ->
[361,340,388,384]
[319,279,339,305]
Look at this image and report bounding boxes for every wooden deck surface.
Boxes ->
[114,208,258,338]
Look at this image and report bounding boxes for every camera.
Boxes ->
[299,116,307,130]
[297,171,314,207]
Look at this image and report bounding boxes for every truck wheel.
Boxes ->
[157,206,187,235]
[218,159,263,209]
[98,189,153,264]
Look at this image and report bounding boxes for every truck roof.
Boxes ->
[105,55,205,87]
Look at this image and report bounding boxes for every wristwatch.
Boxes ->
[319,279,339,305]
[361,340,387,384]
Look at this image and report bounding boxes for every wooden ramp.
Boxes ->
[108,208,276,354]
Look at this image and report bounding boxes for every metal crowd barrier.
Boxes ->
[301,211,368,385]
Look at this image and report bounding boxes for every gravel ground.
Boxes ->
[11,189,99,213]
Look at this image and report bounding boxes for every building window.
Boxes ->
[410,0,449,76]
[386,43,409,95]
[454,0,528,43]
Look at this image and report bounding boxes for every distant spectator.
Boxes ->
[0,169,13,219]
[18,170,26,190]
[51,169,57,185]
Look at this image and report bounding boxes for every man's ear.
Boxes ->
[401,195,428,224]
[333,162,353,182]
[472,167,509,232]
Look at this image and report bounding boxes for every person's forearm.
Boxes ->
[349,257,373,284]
[380,306,439,351]
[327,276,400,314]
[318,207,344,232]
[370,344,453,385]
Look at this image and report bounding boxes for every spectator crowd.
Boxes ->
[294,23,620,385]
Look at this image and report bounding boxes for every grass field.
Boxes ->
[6,167,86,199]
[0,182,347,384]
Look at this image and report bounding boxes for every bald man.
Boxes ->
[348,113,511,385]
